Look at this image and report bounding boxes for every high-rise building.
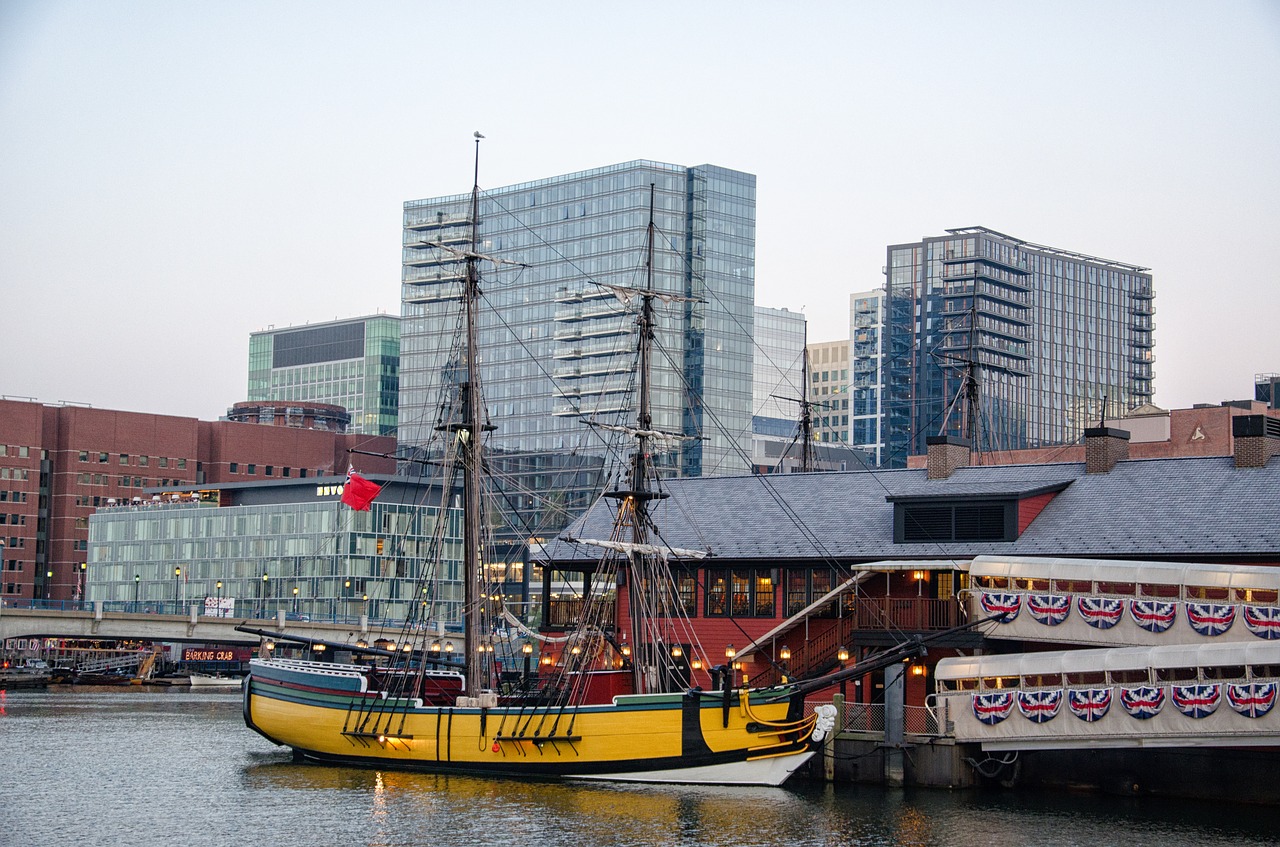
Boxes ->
[883,226,1154,466]
[751,306,806,436]
[750,306,805,473]
[849,289,886,465]
[806,339,849,444]
[247,315,401,436]
[398,161,756,538]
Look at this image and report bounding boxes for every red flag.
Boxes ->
[341,470,382,511]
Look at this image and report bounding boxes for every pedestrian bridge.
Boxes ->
[0,603,459,650]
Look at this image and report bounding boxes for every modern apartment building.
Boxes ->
[807,339,850,445]
[883,226,1154,466]
[87,475,463,626]
[849,289,886,465]
[0,398,394,605]
[247,314,401,436]
[751,306,806,435]
[398,160,756,538]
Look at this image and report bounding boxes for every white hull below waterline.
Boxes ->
[567,749,819,786]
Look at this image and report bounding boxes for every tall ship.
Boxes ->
[238,138,930,784]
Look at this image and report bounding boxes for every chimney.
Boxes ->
[926,435,971,480]
[1085,426,1130,474]
[1233,414,1280,468]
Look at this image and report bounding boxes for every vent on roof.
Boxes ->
[899,501,1013,543]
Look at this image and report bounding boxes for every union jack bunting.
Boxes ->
[972,691,1014,725]
[1120,685,1166,720]
[1171,683,1221,719]
[1242,606,1280,640]
[1129,599,1177,634]
[1067,687,1113,722]
[1027,594,1071,626]
[1017,689,1062,723]
[1225,682,1277,718]
[1186,602,1236,637]
[979,592,1022,623]
[1077,596,1124,629]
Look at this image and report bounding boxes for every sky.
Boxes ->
[1,1,1278,422]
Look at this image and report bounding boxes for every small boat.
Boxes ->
[188,673,243,688]
[74,670,133,686]
[0,659,52,690]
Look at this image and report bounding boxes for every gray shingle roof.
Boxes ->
[542,456,1280,565]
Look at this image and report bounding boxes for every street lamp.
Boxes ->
[522,641,533,680]
[134,574,140,611]
[216,581,223,617]
[292,585,299,613]
[174,566,182,613]
[724,644,736,689]
[837,645,850,698]
[79,563,87,609]
[261,573,269,617]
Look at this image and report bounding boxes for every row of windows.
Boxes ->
[0,490,28,502]
[1,468,31,481]
[76,474,190,488]
[642,568,840,619]
[974,575,1279,604]
[78,452,189,469]
[0,445,32,458]
[225,463,317,479]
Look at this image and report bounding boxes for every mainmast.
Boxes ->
[459,133,489,696]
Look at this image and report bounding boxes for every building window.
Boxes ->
[79,451,89,462]
[707,567,775,617]
[675,570,696,616]
[247,464,257,475]
[119,454,129,465]
[230,463,239,473]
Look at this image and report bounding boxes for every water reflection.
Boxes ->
[3,689,1277,847]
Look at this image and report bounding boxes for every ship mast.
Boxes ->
[625,186,660,693]
[451,134,491,696]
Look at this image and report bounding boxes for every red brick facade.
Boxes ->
[0,399,394,603]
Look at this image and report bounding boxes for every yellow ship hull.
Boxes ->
[244,658,826,785]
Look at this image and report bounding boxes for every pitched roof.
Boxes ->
[542,456,1280,565]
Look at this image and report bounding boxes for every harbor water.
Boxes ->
[1,687,1275,847]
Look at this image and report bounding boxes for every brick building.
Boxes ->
[0,399,394,604]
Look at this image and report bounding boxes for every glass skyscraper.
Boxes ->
[399,161,755,539]
[883,226,1154,466]
[849,289,886,465]
[247,315,401,436]
[751,305,807,437]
